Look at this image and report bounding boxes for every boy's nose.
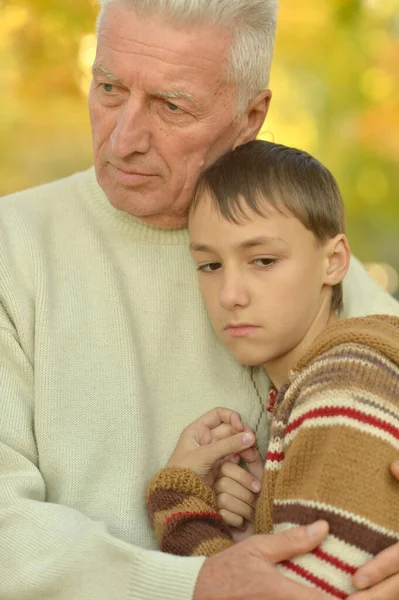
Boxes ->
[219,275,250,310]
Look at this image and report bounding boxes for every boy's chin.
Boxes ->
[232,353,268,368]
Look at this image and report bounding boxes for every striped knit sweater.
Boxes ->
[147,315,399,598]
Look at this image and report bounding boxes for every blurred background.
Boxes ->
[1,0,398,297]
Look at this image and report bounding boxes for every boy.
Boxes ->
[146,141,399,598]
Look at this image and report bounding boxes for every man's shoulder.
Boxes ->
[344,256,399,317]
[0,168,97,222]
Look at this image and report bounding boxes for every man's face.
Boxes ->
[89,4,251,227]
[189,196,330,368]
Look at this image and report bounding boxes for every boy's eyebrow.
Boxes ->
[240,236,288,249]
[190,236,288,253]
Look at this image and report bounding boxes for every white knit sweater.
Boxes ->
[0,168,397,600]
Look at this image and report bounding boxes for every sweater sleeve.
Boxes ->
[0,323,205,600]
[147,467,234,556]
[269,345,399,599]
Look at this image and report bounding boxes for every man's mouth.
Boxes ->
[110,164,156,186]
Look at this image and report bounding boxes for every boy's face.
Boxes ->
[189,195,332,367]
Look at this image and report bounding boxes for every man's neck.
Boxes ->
[138,213,188,229]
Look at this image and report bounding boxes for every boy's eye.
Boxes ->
[198,262,222,273]
[252,258,276,267]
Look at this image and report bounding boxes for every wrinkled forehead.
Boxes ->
[95,3,237,109]
[97,3,233,70]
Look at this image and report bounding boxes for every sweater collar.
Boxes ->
[293,314,399,373]
[84,167,190,245]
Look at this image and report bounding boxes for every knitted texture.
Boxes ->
[147,316,399,599]
[147,468,233,556]
[0,168,273,600]
[1,168,398,599]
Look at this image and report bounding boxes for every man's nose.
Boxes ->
[219,272,250,310]
[110,98,151,158]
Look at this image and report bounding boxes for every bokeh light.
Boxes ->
[0,0,398,297]
[366,263,399,295]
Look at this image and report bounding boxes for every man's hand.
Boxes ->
[194,521,332,600]
[347,460,399,599]
[166,408,256,486]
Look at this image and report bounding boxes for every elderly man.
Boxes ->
[0,1,398,599]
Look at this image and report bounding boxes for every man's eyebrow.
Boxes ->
[153,90,198,105]
[92,62,124,85]
[189,236,288,253]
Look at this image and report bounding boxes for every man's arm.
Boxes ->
[0,323,207,600]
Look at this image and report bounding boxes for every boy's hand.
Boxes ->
[167,407,256,486]
[214,447,264,540]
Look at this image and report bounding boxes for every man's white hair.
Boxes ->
[96,0,278,116]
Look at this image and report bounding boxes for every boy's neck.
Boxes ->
[264,302,337,391]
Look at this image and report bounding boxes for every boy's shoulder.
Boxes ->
[284,315,399,416]
[296,315,399,373]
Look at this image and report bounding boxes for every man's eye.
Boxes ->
[166,101,181,112]
[253,258,276,267]
[198,262,221,273]
[102,83,115,93]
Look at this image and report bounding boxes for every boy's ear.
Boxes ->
[323,234,351,285]
[233,89,272,148]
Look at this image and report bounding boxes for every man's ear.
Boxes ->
[323,234,351,286]
[233,89,272,149]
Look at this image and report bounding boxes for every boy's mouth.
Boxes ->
[224,324,261,338]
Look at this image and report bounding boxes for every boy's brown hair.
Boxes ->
[191,140,346,312]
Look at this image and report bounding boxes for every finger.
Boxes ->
[351,573,399,600]
[216,492,254,522]
[219,461,261,493]
[226,453,241,464]
[256,521,329,564]
[214,477,257,507]
[243,448,265,482]
[198,431,255,466]
[192,407,244,432]
[210,423,240,441]
[187,409,244,446]
[238,446,259,462]
[390,460,399,481]
[219,508,244,528]
[353,541,399,590]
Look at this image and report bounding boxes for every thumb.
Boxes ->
[240,448,265,482]
[200,431,255,466]
[255,521,329,564]
[390,460,399,480]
